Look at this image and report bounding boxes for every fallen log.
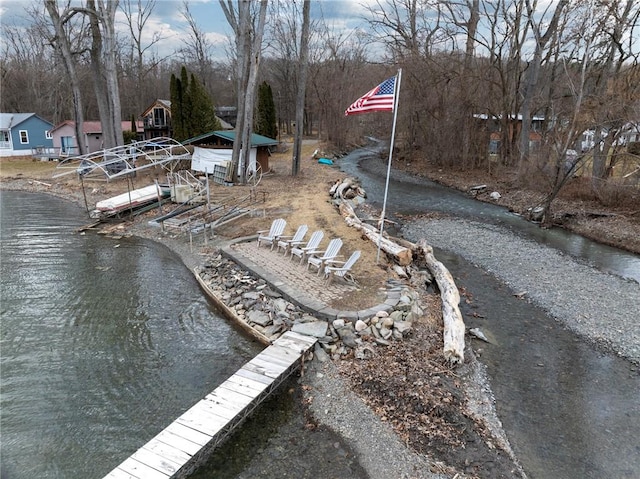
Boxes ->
[338,201,412,266]
[332,177,360,200]
[415,239,465,364]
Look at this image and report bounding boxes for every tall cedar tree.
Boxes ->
[180,66,192,139]
[169,73,184,140]
[188,73,221,137]
[255,81,277,139]
[170,67,220,141]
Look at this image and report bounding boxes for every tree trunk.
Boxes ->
[220,0,267,183]
[415,239,465,364]
[337,202,413,266]
[44,0,87,155]
[292,0,310,176]
[86,0,114,149]
[97,0,123,147]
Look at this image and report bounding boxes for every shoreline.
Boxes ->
[2,182,520,478]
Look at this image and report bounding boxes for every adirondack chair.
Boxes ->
[307,238,343,276]
[290,230,324,264]
[257,218,286,250]
[324,250,361,285]
[276,224,308,255]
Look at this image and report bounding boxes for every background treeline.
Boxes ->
[1,0,639,201]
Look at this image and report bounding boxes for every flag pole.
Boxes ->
[377,68,402,264]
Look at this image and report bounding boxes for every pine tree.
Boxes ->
[255,81,277,139]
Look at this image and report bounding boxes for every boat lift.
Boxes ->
[52,137,191,181]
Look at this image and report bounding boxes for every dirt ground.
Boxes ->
[3,142,636,478]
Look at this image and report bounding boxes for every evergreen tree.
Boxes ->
[188,73,221,137]
[170,66,220,141]
[255,81,277,139]
[180,66,192,140]
[170,73,185,140]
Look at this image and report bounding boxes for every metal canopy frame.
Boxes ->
[53,137,191,181]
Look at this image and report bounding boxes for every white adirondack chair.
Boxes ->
[290,230,324,264]
[276,224,308,255]
[257,218,287,250]
[324,250,361,284]
[307,238,343,276]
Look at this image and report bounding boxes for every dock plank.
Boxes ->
[235,366,275,385]
[154,429,203,456]
[260,344,303,363]
[141,440,191,466]
[177,406,229,437]
[117,457,171,479]
[199,396,241,420]
[103,468,138,479]
[242,359,287,379]
[164,422,212,447]
[131,446,181,476]
[248,355,291,374]
[204,391,250,415]
[221,375,269,396]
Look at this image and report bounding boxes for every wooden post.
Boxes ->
[80,174,90,213]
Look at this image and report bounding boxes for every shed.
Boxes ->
[184,130,278,175]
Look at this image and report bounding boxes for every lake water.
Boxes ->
[0,190,262,478]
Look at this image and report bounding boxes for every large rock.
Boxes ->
[292,320,328,338]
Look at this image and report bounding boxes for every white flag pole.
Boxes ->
[377,68,402,264]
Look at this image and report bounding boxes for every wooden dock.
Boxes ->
[103,331,317,479]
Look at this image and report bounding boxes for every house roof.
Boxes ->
[50,120,144,134]
[141,99,171,117]
[0,113,46,129]
[183,130,278,147]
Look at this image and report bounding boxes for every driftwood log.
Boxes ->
[330,177,365,200]
[415,239,465,363]
[337,201,413,266]
[329,179,465,363]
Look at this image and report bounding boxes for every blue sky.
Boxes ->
[0,0,374,60]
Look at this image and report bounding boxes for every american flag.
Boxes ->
[345,75,396,116]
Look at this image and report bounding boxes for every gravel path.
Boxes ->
[402,218,640,365]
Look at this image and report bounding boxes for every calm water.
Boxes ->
[0,190,262,478]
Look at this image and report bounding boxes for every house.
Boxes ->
[49,120,144,156]
[215,106,237,128]
[139,100,234,141]
[474,113,545,155]
[0,113,54,157]
[183,130,278,179]
[141,99,172,140]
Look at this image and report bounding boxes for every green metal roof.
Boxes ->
[183,130,278,147]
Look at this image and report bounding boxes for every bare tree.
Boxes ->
[220,0,269,183]
[121,0,167,115]
[86,0,123,148]
[291,0,310,176]
[179,1,213,82]
[44,0,88,154]
[518,0,569,176]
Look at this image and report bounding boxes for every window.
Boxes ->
[0,130,9,148]
[19,130,29,144]
[45,130,53,139]
[153,107,166,127]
